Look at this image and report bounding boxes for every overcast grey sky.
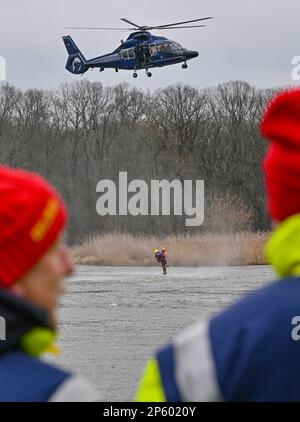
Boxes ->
[0,0,299,91]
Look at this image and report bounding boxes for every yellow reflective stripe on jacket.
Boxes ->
[135,358,166,402]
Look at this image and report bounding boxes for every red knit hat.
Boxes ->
[0,166,67,287]
[261,88,300,222]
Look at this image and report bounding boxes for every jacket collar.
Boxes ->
[0,289,58,357]
[266,213,300,278]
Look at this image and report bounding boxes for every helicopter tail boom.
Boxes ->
[63,36,89,74]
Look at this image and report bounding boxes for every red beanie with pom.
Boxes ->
[0,166,67,287]
[261,88,300,222]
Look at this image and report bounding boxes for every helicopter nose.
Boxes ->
[185,50,199,60]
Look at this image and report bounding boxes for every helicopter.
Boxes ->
[62,17,213,78]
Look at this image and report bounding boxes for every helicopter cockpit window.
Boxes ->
[170,41,185,52]
[150,45,158,56]
[157,43,172,54]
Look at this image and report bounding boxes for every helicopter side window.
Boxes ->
[121,48,135,60]
[121,49,129,60]
[128,48,136,59]
[150,45,158,56]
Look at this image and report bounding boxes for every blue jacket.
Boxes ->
[137,277,300,401]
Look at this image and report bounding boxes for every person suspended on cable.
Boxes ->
[154,248,168,275]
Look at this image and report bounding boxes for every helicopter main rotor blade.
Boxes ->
[64,24,207,31]
[65,17,213,32]
[154,25,207,29]
[65,27,134,30]
[150,17,213,29]
[120,18,143,29]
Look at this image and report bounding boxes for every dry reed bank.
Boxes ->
[72,232,269,267]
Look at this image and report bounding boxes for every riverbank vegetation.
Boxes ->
[72,231,269,266]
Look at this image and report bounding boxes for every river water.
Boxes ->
[49,265,275,401]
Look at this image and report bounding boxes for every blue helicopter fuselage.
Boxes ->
[88,32,198,70]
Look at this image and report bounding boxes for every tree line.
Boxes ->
[0,80,280,242]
